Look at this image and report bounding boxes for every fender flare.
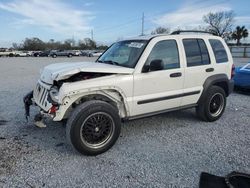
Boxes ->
[198,74,233,104]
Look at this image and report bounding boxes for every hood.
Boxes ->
[40,61,134,84]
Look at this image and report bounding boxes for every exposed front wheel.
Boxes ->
[196,86,226,122]
[66,100,121,156]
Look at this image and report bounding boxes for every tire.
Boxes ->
[68,54,72,58]
[196,86,226,122]
[52,54,57,58]
[66,100,121,156]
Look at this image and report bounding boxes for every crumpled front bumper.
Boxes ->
[23,91,56,127]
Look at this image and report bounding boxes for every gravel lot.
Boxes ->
[0,57,249,187]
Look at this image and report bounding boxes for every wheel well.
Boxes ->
[63,92,127,120]
[213,81,229,96]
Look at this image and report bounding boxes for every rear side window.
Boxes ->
[209,39,228,63]
[183,39,210,67]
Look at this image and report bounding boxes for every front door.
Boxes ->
[132,39,184,116]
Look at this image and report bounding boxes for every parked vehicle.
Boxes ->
[24,31,234,156]
[0,50,16,57]
[80,50,92,56]
[89,51,103,57]
[234,63,250,89]
[34,50,51,57]
[50,50,74,58]
[15,51,29,57]
[72,50,81,56]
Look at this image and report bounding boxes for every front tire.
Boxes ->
[196,86,226,122]
[66,100,121,156]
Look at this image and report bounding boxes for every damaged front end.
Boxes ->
[23,72,116,128]
[23,61,134,128]
[23,80,58,128]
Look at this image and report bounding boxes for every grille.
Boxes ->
[33,82,52,111]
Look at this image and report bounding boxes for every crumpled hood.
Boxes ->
[40,61,134,84]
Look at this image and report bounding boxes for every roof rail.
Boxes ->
[171,30,218,36]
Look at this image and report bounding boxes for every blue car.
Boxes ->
[234,63,250,89]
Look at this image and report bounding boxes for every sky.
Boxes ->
[0,0,249,47]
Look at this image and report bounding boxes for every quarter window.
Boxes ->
[145,40,180,71]
[209,39,228,63]
[183,39,210,67]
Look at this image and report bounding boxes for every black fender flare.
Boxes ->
[198,74,234,104]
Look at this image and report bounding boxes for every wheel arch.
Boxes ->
[58,88,130,121]
[198,74,231,104]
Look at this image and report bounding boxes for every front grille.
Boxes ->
[33,81,52,111]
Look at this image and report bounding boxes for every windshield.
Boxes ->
[97,40,148,68]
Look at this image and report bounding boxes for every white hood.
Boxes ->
[40,61,134,84]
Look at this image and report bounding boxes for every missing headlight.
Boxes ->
[48,87,59,104]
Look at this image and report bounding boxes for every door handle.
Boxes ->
[206,68,214,72]
[170,72,182,78]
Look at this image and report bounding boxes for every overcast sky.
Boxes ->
[0,0,249,47]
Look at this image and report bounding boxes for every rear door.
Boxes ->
[181,38,213,106]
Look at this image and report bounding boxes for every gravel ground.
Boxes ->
[0,57,249,188]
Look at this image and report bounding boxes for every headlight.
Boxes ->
[49,87,59,103]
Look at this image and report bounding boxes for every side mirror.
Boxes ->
[149,59,164,71]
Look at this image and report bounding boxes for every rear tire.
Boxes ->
[196,86,226,122]
[66,100,121,156]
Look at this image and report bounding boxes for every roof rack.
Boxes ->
[171,30,218,36]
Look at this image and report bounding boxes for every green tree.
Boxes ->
[203,11,234,37]
[84,38,97,49]
[22,38,45,50]
[231,26,249,45]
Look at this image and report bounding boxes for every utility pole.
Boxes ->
[91,29,94,41]
[141,12,144,36]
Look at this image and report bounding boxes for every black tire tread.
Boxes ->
[196,85,226,122]
[66,100,121,156]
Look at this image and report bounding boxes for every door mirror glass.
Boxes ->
[149,59,164,71]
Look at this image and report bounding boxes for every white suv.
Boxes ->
[24,31,234,155]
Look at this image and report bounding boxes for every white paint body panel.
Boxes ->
[33,34,233,121]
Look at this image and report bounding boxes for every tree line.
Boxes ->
[151,11,249,46]
[12,38,109,51]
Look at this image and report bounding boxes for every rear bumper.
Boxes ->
[228,79,234,95]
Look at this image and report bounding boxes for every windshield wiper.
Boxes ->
[98,60,120,66]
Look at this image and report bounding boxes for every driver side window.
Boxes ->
[145,40,180,71]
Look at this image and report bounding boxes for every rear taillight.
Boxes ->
[231,64,235,79]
